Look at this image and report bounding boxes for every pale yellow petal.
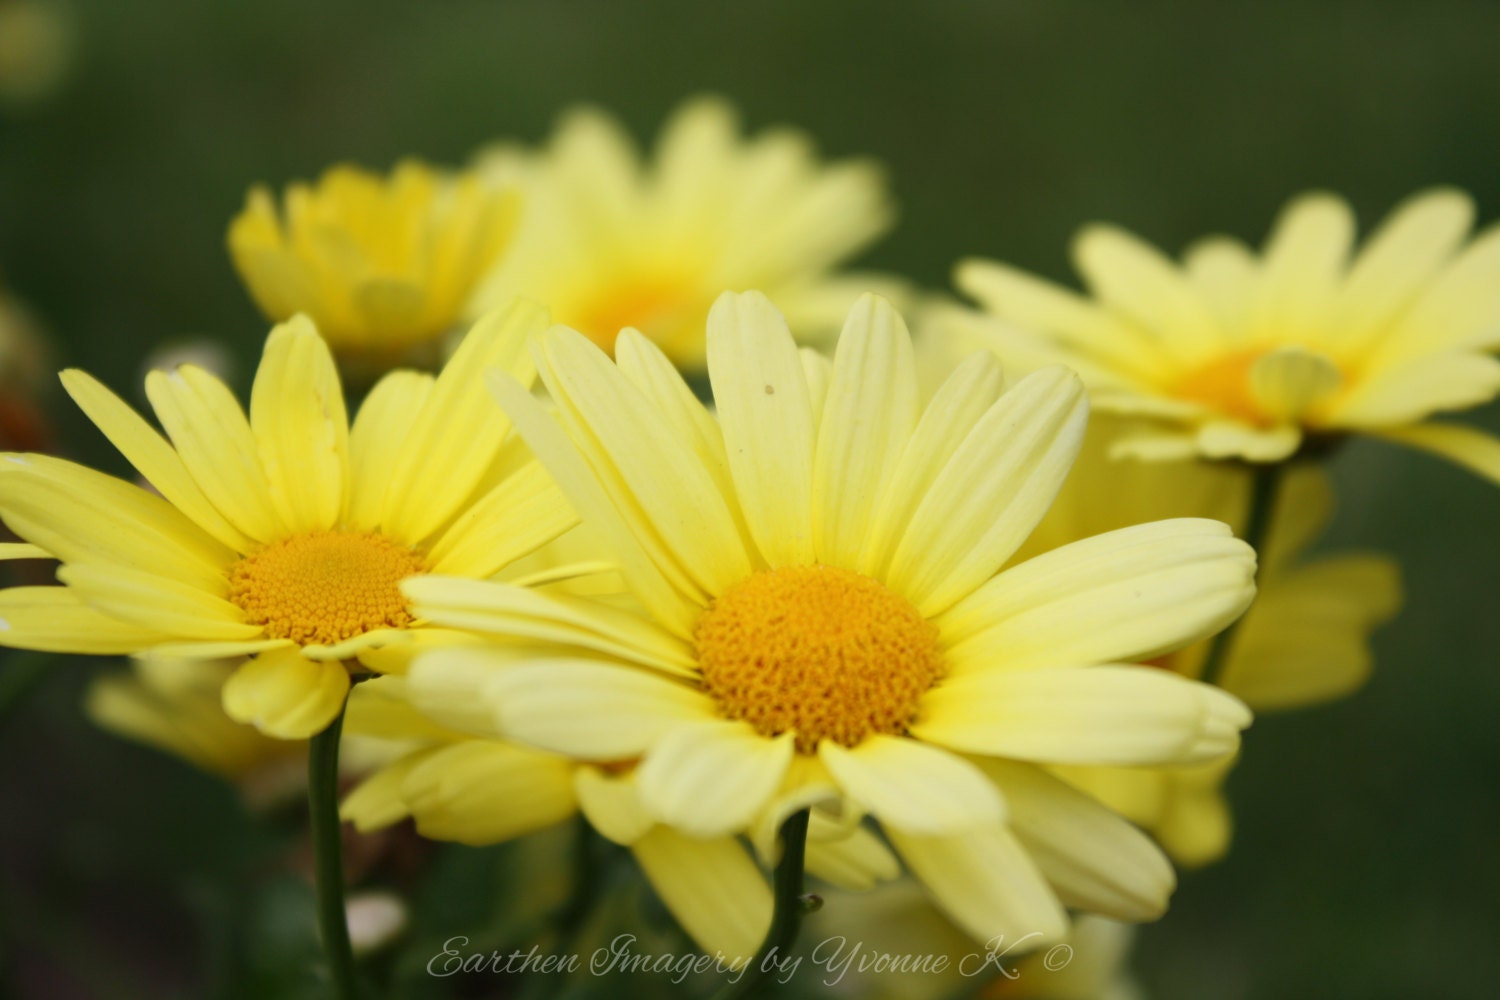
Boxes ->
[57,563,262,640]
[1195,420,1301,462]
[485,660,718,759]
[886,366,1088,616]
[819,735,1005,835]
[143,638,295,660]
[0,454,233,591]
[631,827,771,964]
[803,822,902,891]
[887,824,1068,947]
[1182,236,1258,333]
[59,369,253,551]
[400,741,577,845]
[1252,192,1355,336]
[1330,351,1500,426]
[249,316,349,534]
[382,300,546,542]
[145,365,283,542]
[800,347,833,424]
[0,586,173,653]
[346,370,434,530]
[534,324,751,596]
[1247,346,1342,422]
[811,294,919,568]
[706,291,816,567]
[222,648,350,739]
[1370,421,1500,483]
[1073,224,1222,359]
[342,752,432,831]
[1378,223,1500,364]
[938,519,1256,675]
[914,666,1251,766]
[637,721,794,837]
[574,766,654,846]
[0,543,48,560]
[981,759,1175,921]
[425,461,578,580]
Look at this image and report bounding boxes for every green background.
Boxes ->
[1,1,1497,997]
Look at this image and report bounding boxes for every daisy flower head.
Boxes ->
[947,189,1500,478]
[227,161,519,366]
[0,301,578,739]
[468,96,898,366]
[404,290,1257,945]
[1017,419,1400,866]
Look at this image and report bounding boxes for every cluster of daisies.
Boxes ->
[2,96,1496,995]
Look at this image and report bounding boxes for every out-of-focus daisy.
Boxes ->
[341,674,898,961]
[470,97,897,366]
[0,303,576,739]
[946,189,1500,479]
[1015,420,1400,866]
[403,291,1256,946]
[227,162,518,366]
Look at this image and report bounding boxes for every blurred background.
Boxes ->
[1,0,1498,997]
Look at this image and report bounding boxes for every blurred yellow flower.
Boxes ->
[0,302,577,739]
[401,291,1256,947]
[947,189,1500,480]
[470,97,898,366]
[227,161,518,364]
[1014,419,1401,866]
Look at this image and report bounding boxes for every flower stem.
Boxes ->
[715,808,812,1000]
[308,702,359,1000]
[1201,461,1284,688]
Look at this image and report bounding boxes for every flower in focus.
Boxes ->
[341,674,899,961]
[0,302,577,739]
[469,97,898,365]
[227,161,519,366]
[1015,419,1401,866]
[403,291,1256,946]
[945,189,1500,479]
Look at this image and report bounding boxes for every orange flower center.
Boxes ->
[568,274,693,352]
[694,565,944,753]
[1167,348,1269,425]
[228,531,426,646]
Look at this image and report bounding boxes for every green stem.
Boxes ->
[715,809,812,1000]
[1200,461,1284,688]
[309,702,359,1000]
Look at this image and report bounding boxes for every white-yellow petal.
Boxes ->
[222,648,350,739]
[0,586,174,653]
[818,735,1005,835]
[637,721,794,837]
[399,741,577,845]
[631,827,771,964]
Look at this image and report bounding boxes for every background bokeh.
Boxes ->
[2,1,1498,997]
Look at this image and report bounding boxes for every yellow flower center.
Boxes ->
[227,531,426,646]
[1168,348,1269,425]
[695,565,944,754]
[569,274,693,352]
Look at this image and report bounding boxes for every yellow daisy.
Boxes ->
[402,291,1256,945]
[1016,419,1400,866]
[946,189,1500,479]
[341,674,899,961]
[469,96,898,365]
[227,161,519,365]
[0,302,576,739]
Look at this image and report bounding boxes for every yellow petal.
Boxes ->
[574,766,655,846]
[0,454,233,591]
[404,575,696,674]
[1331,351,1500,426]
[914,666,1251,766]
[811,294,919,569]
[981,759,1175,921]
[1182,236,1258,332]
[346,370,434,531]
[802,822,902,891]
[631,827,771,965]
[382,300,546,542]
[0,586,173,653]
[939,519,1256,675]
[400,741,577,845]
[637,721,794,837]
[886,366,1088,616]
[1195,420,1301,461]
[145,365,284,542]
[887,824,1068,947]
[534,324,751,596]
[425,460,579,579]
[706,291,816,567]
[57,563,260,640]
[222,648,350,739]
[1251,191,1355,336]
[59,369,254,552]
[0,542,49,560]
[818,736,1005,835]
[1378,223,1500,365]
[342,752,432,831]
[1247,346,1342,422]
[1073,224,1223,360]
[1371,421,1500,484]
[249,316,349,534]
